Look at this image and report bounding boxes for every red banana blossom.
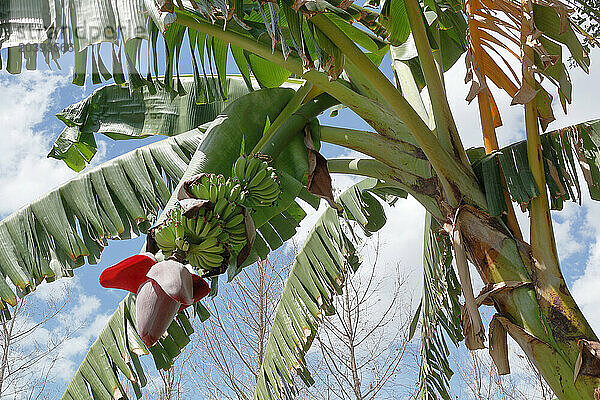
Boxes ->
[99,253,209,347]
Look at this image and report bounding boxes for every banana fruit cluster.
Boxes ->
[233,154,281,207]
[151,154,281,275]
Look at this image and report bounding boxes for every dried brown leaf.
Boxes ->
[476,280,531,306]
[452,227,485,350]
[574,339,600,383]
[236,207,256,268]
[511,81,538,105]
[305,127,338,209]
[489,314,510,375]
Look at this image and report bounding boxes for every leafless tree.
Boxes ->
[187,249,295,400]
[302,238,414,400]
[0,282,78,400]
[146,347,195,400]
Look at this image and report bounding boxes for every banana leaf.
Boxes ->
[253,178,399,400]
[468,119,600,216]
[0,130,203,308]
[412,212,462,400]
[48,75,254,171]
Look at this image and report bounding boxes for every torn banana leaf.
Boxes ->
[48,75,253,171]
[253,178,401,400]
[468,119,600,216]
[62,295,194,400]
[0,131,204,309]
[412,212,462,400]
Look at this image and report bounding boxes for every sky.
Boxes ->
[1,24,600,399]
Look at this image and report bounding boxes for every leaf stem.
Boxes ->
[310,13,430,145]
[176,10,486,209]
[403,0,469,167]
[327,158,443,219]
[320,125,431,179]
[521,1,559,271]
[309,13,485,208]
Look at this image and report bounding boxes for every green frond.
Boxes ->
[0,0,467,90]
[62,295,194,400]
[253,178,396,400]
[0,131,202,309]
[49,75,255,171]
[468,119,600,216]
[413,212,462,400]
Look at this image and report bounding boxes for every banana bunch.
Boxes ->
[153,221,177,256]
[233,154,281,207]
[188,174,245,204]
[185,174,248,248]
[153,206,231,272]
[153,208,190,257]
[187,237,227,271]
[152,158,282,275]
[222,210,247,247]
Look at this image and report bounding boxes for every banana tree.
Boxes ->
[2,0,600,399]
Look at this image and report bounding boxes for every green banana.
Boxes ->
[217,232,230,242]
[175,237,190,252]
[214,198,228,217]
[195,217,207,237]
[225,214,245,228]
[198,220,214,238]
[228,234,246,246]
[198,252,224,268]
[209,181,218,203]
[251,174,277,193]
[243,158,261,182]
[190,181,210,200]
[196,237,218,251]
[234,156,247,180]
[154,224,177,252]
[221,202,237,221]
[205,224,223,239]
[188,247,224,270]
[229,184,242,203]
[247,167,267,189]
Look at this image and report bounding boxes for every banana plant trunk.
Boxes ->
[454,205,600,400]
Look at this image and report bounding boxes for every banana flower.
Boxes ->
[99,253,209,347]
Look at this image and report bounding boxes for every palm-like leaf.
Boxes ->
[62,295,195,400]
[412,213,462,400]
[0,1,294,91]
[254,178,395,399]
[0,130,203,309]
[49,75,255,171]
[465,0,590,130]
[468,119,600,216]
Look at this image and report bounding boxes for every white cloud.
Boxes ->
[570,194,600,333]
[0,70,76,216]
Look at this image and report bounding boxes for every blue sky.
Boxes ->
[2,30,600,398]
